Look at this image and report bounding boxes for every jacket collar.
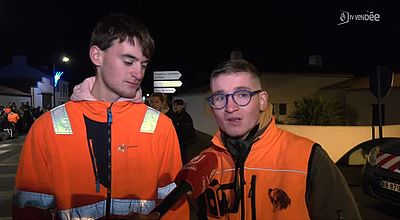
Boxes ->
[70,76,143,103]
[211,103,278,152]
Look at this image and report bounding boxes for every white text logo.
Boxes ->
[337,10,380,26]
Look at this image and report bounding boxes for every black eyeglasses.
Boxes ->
[207,90,261,109]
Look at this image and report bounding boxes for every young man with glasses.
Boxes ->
[200,59,361,220]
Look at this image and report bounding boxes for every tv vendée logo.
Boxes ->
[337,10,380,26]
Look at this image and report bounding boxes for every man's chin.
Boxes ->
[120,91,139,99]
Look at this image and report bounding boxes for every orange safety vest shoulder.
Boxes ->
[14,101,189,220]
[204,119,314,220]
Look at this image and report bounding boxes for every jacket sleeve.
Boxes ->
[306,144,362,220]
[156,117,190,220]
[13,116,54,219]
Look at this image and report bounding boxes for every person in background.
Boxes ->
[0,106,9,134]
[5,107,19,137]
[20,105,35,133]
[198,59,361,220]
[167,99,196,164]
[7,109,19,124]
[149,92,170,114]
[13,13,189,220]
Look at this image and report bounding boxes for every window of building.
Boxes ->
[272,103,287,115]
[279,103,287,115]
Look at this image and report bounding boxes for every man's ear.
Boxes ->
[89,45,103,67]
[259,91,268,111]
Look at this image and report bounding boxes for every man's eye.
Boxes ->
[236,91,250,98]
[141,64,148,69]
[214,95,225,102]
[124,61,133,66]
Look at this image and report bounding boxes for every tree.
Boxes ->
[289,95,358,125]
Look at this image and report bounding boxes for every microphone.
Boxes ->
[150,152,218,217]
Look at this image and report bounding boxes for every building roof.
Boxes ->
[0,55,51,80]
[0,55,52,93]
[321,73,400,90]
[0,84,31,97]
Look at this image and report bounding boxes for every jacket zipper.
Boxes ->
[248,175,256,220]
[88,139,100,192]
[105,105,113,218]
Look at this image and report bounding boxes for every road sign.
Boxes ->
[154,88,176,93]
[154,80,183,88]
[369,66,393,98]
[154,71,182,80]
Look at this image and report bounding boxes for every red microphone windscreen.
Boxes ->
[175,152,218,198]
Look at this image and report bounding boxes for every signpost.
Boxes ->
[153,88,176,93]
[153,71,182,93]
[154,80,182,88]
[369,65,394,143]
[154,71,182,80]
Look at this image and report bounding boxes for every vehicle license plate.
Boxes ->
[380,180,400,193]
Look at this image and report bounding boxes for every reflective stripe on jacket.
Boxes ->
[14,101,189,219]
[14,188,174,218]
[204,118,314,220]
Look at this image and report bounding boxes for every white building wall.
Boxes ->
[346,90,375,125]
[31,77,53,108]
[32,87,43,108]
[0,95,30,107]
[260,73,352,123]
[278,124,400,163]
[38,77,53,94]
[57,80,70,105]
[346,88,400,125]
[382,88,400,125]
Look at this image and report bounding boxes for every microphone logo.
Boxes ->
[187,154,206,164]
[181,154,206,172]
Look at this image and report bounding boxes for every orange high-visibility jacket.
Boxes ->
[202,116,361,220]
[203,118,313,220]
[13,100,189,219]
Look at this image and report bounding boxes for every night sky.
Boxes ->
[0,1,399,95]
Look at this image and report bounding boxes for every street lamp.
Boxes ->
[53,56,70,107]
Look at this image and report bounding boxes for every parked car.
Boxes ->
[362,138,400,205]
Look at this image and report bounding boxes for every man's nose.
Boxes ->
[225,95,239,112]
[130,63,144,79]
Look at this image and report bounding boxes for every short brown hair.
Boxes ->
[90,13,155,59]
[210,59,261,87]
